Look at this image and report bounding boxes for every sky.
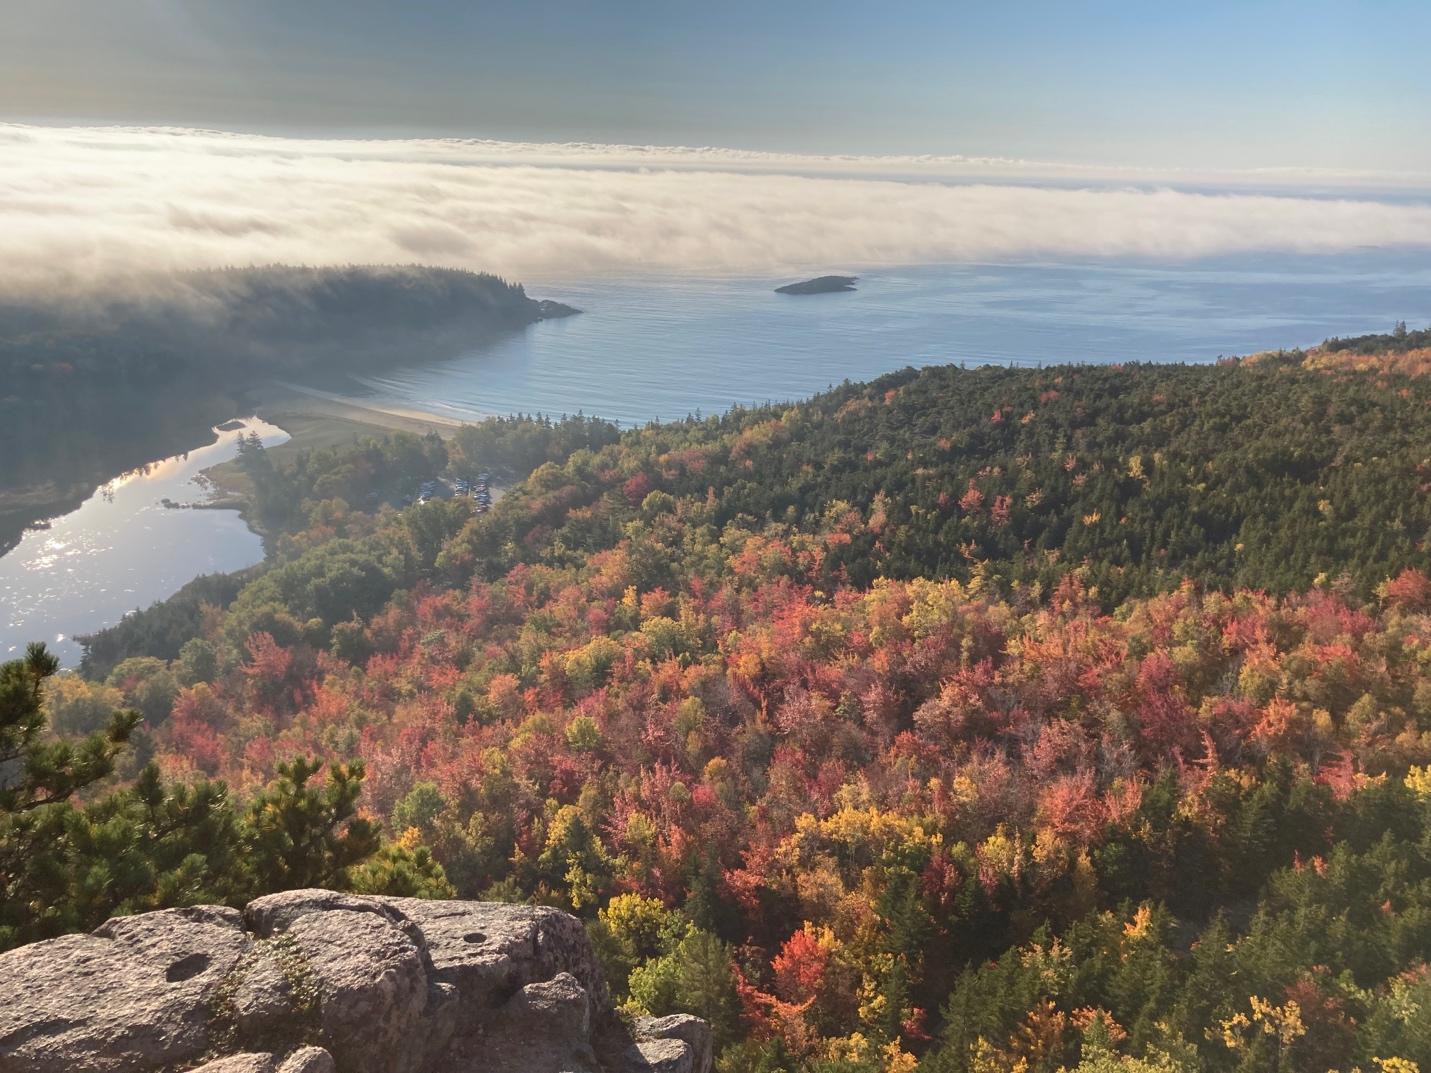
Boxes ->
[4,0,1431,173]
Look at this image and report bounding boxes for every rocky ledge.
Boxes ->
[535,299,583,319]
[0,890,711,1073]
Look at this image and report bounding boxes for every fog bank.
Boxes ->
[4,123,1431,293]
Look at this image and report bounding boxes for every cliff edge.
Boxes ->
[0,889,711,1073]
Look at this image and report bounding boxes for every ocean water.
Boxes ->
[0,418,288,665]
[350,253,1431,427]
[4,253,1430,665]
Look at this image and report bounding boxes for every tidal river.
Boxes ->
[0,417,287,665]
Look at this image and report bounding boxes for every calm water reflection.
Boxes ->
[0,417,288,665]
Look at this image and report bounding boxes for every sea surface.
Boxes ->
[4,253,1430,665]
[0,418,288,665]
[350,253,1431,427]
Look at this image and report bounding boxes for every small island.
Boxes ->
[775,275,858,295]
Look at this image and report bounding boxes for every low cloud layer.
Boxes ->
[3,123,1431,294]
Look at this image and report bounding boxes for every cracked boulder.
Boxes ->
[0,891,710,1073]
[0,906,250,1073]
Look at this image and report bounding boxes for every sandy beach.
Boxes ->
[256,379,464,446]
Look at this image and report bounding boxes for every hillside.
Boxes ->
[11,350,1431,1072]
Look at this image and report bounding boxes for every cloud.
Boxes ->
[2,123,1430,295]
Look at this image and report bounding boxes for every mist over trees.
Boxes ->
[0,264,558,380]
[0,263,575,552]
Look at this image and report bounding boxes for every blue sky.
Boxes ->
[4,0,1430,171]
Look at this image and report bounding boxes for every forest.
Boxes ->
[0,264,564,387]
[5,343,1431,1073]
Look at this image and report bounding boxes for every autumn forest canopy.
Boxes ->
[5,343,1431,1073]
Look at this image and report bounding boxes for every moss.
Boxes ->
[201,934,323,1062]
[265,933,322,1021]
